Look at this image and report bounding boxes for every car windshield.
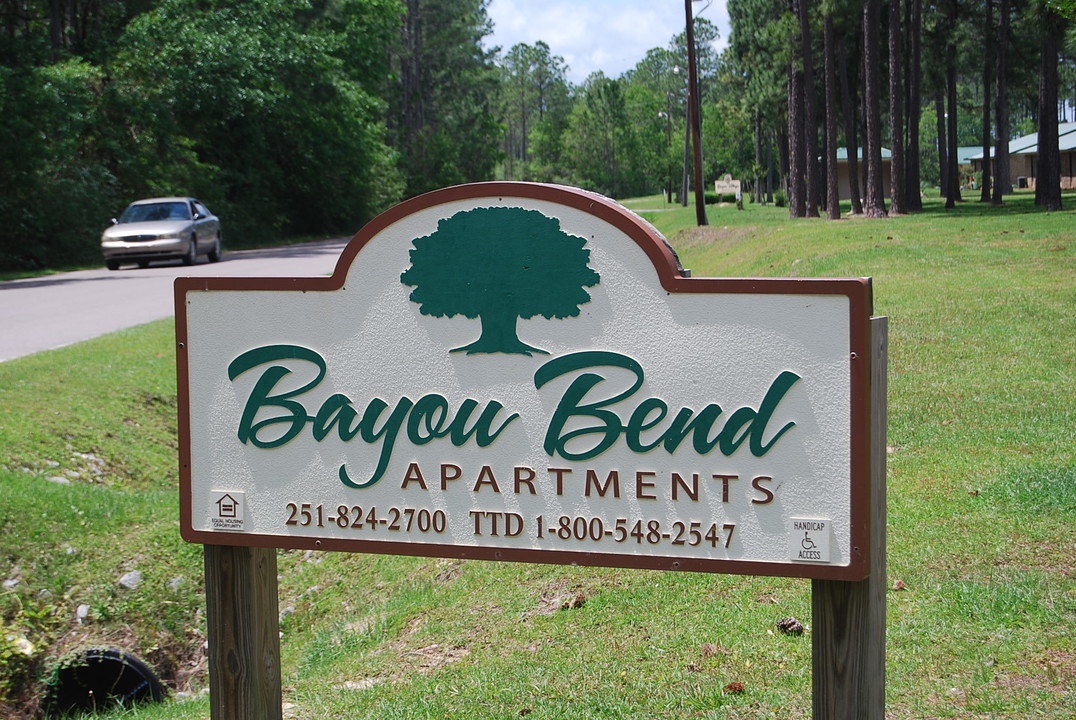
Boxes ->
[118,202,191,223]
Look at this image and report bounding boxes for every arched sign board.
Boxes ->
[176,182,873,581]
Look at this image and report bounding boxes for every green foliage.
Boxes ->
[1,194,1075,717]
[620,47,685,198]
[702,98,755,180]
[2,0,509,271]
[0,320,180,490]
[497,41,573,182]
[0,620,34,700]
[0,321,205,709]
[0,468,206,710]
[704,192,742,204]
[0,61,119,269]
[388,0,501,197]
[562,73,653,198]
[723,0,792,194]
[5,0,1075,271]
[111,0,403,240]
[1048,0,1076,21]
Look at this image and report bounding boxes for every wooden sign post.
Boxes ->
[203,545,281,720]
[812,317,887,720]
[178,183,886,718]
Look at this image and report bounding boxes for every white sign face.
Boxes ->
[177,183,872,580]
[714,174,742,194]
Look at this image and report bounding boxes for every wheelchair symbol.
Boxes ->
[800,533,817,550]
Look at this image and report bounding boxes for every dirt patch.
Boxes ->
[987,535,1076,580]
[995,649,1076,694]
[671,225,757,250]
[400,643,470,673]
[530,580,593,616]
[435,560,463,583]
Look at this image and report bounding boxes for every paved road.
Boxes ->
[0,239,350,362]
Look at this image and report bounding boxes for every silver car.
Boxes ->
[101,197,222,270]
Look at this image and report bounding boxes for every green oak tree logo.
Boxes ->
[400,206,601,356]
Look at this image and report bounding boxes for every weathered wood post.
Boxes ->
[812,316,887,719]
[204,545,282,720]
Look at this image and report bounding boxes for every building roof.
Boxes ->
[968,122,1076,160]
[957,146,982,164]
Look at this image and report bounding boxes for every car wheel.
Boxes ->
[208,234,222,263]
[105,260,119,271]
[182,237,197,266]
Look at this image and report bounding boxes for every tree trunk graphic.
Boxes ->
[453,311,548,356]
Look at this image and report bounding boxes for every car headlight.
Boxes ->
[158,231,190,240]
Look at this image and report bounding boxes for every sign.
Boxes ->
[177,182,872,580]
[714,174,742,194]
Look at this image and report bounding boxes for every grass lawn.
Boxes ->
[0,191,1072,718]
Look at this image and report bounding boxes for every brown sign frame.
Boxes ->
[176,182,874,581]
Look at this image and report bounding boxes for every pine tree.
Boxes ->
[862,0,888,217]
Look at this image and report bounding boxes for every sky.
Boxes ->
[484,0,731,85]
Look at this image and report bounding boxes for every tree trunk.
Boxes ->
[946,46,961,208]
[888,0,906,215]
[980,0,994,203]
[862,0,887,217]
[777,127,790,196]
[49,0,62,63]
[398,0,427,181]
[819,119,828,214]
[936,92,948,197]
[754,110,764,204]
[945,62,960,208]
[798,0,819,217]
[824,14,841,220]
[789,55,806,218]
[681,109,691,206]
[992,0,1012,202]
[838,33,863,215]
[945,0,961,209]
[905,0,923,210]
[520,83,529,170]
[685,0,708,226]
[767,128,776,203]
[1035,9,1063,211]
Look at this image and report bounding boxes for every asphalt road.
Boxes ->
[0,238,350,363]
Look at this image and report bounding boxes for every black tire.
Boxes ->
[105,260,119,271]
[182,237,197,266]
[208,233,222,263]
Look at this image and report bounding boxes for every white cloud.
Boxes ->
[485,0,729,84]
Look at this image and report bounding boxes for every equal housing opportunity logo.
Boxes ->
[177,182,873,580]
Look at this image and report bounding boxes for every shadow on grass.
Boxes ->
[899,190,1073,218]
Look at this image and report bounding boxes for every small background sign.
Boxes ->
[177,182,871,580]
[714,174,742,194]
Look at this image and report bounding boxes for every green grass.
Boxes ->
[1,191,1073,718]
